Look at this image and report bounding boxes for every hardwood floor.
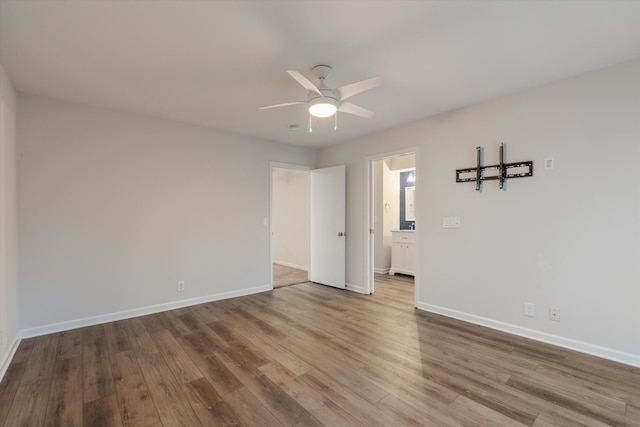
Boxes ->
[1,273,639,426]
[273,264,309,289]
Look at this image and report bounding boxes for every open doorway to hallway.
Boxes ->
[367,151,417,300]
[271,166,310,288]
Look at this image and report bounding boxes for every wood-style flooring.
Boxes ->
[1,274,639,426]
[273,264,309,289]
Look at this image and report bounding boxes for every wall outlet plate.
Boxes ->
[177,281,185,292]
[549,307,560,321]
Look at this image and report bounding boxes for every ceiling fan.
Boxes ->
[260,65,382,131]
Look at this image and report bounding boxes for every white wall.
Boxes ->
[372,160,383,271]
[373,160,387,272]
[272,167,309,270]
[373,158,405,273]
[386,167,400,233]
[390,154,415,171]
[17,94,316,332]
[318,59,640,366]
[0,64,19,377]
[383,161,398,262]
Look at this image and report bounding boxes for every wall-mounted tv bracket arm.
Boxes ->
[456,143,533,191]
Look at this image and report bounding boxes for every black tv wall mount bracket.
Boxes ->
[456,143,533,191]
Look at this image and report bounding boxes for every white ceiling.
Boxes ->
[1,1,639,148]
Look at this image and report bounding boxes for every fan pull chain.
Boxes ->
[308,114,313,132]
[334,113,338,131]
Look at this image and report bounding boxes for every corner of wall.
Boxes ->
[0,63,20,382]
[0,332,21,382]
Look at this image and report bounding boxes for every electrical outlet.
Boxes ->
[549,307,560,322]
[524,302,536,317]
[177,281,185,292]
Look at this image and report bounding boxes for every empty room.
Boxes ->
[1,1,639,426]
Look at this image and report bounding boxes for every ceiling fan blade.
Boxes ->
[259,101,305,110]
[338,101,375,118]
[287,70,322,95]
[336,76,382,101]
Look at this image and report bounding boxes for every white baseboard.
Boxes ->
[416,302,640,369]
[0,332,21,383]
[273,260,309,271]
[373,268,390,274]
[346,282,369,294]
[20,284,271,340]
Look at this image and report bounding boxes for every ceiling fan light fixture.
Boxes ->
[260,65,381,124]
[308,97,337,118]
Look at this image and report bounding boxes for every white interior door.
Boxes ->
[310,165,346,289]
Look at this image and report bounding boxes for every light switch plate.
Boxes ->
[443,216,461,228]
[524,302,535,317]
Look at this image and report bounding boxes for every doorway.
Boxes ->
[271,165,310,288]
[365,150,418,304]
[270,163,347,290]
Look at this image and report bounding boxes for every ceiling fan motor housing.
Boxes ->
[308,90,338,117]
[307,88,338,103]
[309,65,338,108]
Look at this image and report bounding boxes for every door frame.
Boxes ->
[364,147,419,306]
[270,162,311,290]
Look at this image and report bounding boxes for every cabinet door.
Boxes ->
[404,243,416,272]
[392,242,405,268]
